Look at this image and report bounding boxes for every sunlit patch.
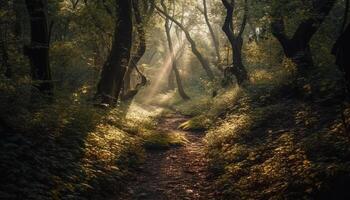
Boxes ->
[250,69,274,83]
[143,39,186,103]
[125,101,164,121]
[142,130,188,150]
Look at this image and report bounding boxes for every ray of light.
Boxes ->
[143,39,186,104]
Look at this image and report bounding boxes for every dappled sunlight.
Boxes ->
[125,101,165,121]
[143,40,186,104]
[1,0,349,199]
[139,90,177,108]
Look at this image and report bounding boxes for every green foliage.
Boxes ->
[1,0,349,198]
[0,84,162,199]
[202,66,350,199]
[178,115,212,131]
[142,130,188,150]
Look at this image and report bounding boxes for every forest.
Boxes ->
[0,0,350,199]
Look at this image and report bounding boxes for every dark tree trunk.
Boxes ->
[0,0,11,78]
[24,0,53,95]
[14,0,25,42]
[271,0,336,74]
[121,0,151,102]
[173,65,189,100]
[202,0,222,71]
[168,71,175,89]
[0,41,10,78]
[122,0,147,96]
[96,0,133,104]
[155,4,215,81]
[332,24,350,93]
[123,67,133,95]
[161,0,190,100]
[221,0,248,85]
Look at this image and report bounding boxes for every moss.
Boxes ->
[204,83,350,199]
[178,115,213,131]
[0,97,161,199]
[142,130,188,150]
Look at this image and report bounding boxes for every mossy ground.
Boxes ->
[173,63,350,199]
[0,85,165,200]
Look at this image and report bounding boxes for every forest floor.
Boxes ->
[119,113,216,200]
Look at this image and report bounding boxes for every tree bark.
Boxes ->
[96,0,133,104]
[123,0,147,95]
[14,0,25,42]
[161,0,190,100]
[221,0,248,85]
[168,70,175,89]
[201,0,222,71]
[155,4,215,81]
[0,0,11,78]
[24,0,53,95]
[271,0,336,74]
[121,0,152,102]
[332,24,350,93]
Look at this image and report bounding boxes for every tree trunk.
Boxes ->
[161,0,190,100]
[155,4,215,81]
[332,24,350,93]
[221,0,248,85]
[24,0,53,95]
[0,0,11,78]
[123,0,147,96]
[96,0,133,104]
[121,0,151,102]
[0,40,11,78]
[14,0,25,42]
[148,50,157,64]
[168,70,175,89]
[271,0,336,74]
[202,0,222,71]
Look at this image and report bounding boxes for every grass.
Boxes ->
[170,49,350,199]
[0,83,164,199]
[204,90,350,199]
[175,85,243,131]
[142,130,188,150]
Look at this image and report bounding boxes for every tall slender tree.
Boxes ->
[155,3,215,81]
[161,0,190,100]
[199,0,223,71]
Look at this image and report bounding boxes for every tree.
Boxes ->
[95,0,133,104]
[0,0,11,78]
[161,0,190,100]
[221,0,249,85]
[271,0,336,75]
[199,0,223,71]
[332,0,350,93]
[155,3,215,81]
[24,0,53,95]
[122,0,154,101]
[14,0,25,43]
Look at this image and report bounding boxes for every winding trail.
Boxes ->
[120,114,215,200]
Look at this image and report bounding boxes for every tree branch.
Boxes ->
[238,0,248,37]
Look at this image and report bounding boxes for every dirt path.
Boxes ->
[119,114,215,200]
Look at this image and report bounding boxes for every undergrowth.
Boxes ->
[0,81,160,200]
[173,50,350,199]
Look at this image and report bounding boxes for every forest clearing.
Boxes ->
[1,0,350,199]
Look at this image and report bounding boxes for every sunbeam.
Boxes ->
[1,0,347,199]
[143,39,186,103]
